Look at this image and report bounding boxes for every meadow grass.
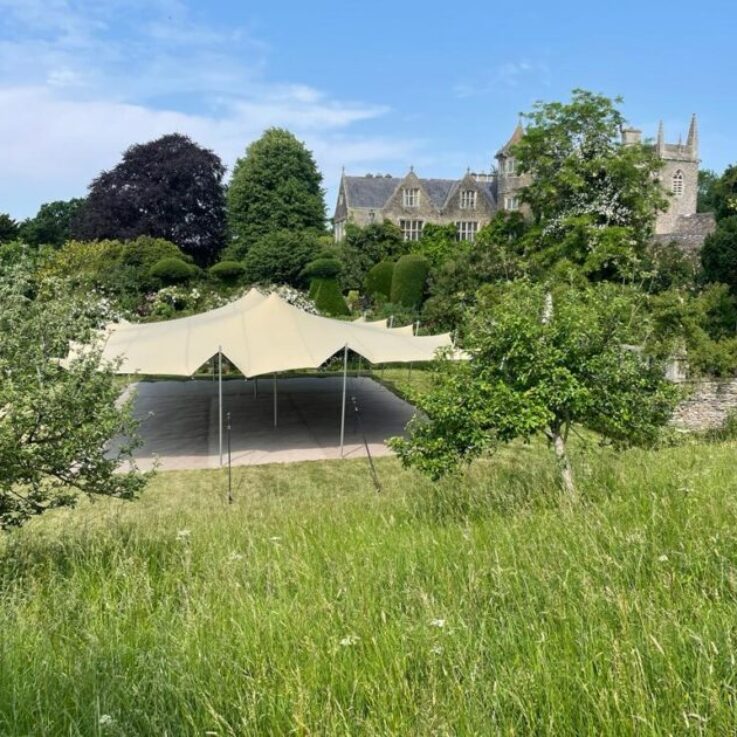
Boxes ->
[2,438,737,735]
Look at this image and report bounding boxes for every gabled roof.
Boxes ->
[342,174,496,212]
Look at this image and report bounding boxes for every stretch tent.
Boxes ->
[91,289,453,461]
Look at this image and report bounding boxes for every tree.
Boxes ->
[241,229,321,287]
[0,258,147,529]
[19,198,85,248]
[392,281,678,498]
[702,216,737,293]
[227,128,325,255]
[338,220,406,290]
[0,213,19,244]
[698,169,720,214]
[513,90,667,282]
[73,134,226,266]
[700,164,737,222]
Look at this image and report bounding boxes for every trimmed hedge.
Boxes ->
[302,257,342,280]
[209,260,245,282]
[390,254,429,308]
[311,277,349,316]
[365,260,394,300]
[149,257,196,284]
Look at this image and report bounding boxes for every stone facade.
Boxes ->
[671,378,737,432]
[333,115,715,248]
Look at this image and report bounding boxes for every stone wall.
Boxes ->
[671,378,737,432]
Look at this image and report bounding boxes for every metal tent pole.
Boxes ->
[218,347,223,466]
[339,344,348,457]
[273,373,278,428]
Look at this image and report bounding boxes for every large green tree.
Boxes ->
[702,216,737,294]
[338,220,406,290]
[513,89,667,282]
[0,213,19,244]
[0,258,147,529]
[73,134,226,266]
[19,198,85,248]
[227,129,325,256]
[393,281,678,498]
[241,229,322,287]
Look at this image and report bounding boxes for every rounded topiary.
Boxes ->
[365,260,395,300]
[311,277,350,316]
[302,257,342,280]
[209,260,245,283]
[390,254,429,308]
[149,257,196,284]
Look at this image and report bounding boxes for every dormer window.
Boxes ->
[504,158,516,175]
[403,188,420,207]
[672,170,684,197]
[460,190,477,210]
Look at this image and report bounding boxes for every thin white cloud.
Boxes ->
[454,60,551,98]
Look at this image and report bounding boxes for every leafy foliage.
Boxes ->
[410,223,460,267]
[227,128,325,256]
[241,229,321,288]
[513,89,667,282]
[311,277,349,316]
[338,221,406,290]
[0,258,147,529]
[701,216,737,294]
[73,134,226,266]
[208,260,245,283]
[18,199,85,248]
[149,257,196,285]
[390,254,429,308]
[302,257,342,280]
[393,281,679,495]
[0,213,19,244]
[365,260,395,301]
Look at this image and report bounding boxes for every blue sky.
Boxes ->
[1,0,734,220]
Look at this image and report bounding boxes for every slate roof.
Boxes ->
[344,176,400,209]
[343,175,496,211]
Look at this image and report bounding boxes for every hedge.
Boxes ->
[311,277,349,316]
[302,257,342,280]
[390,254,429,308]
[209,260,245,282]
[149,257,196,284]
[365,260,394,300]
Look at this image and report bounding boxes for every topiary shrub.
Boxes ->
[311,277,349,316]
[149,257,196,285]
[365,260,395,300]
[209,260,245,283]
[302,257,342,280]
[390,254,429,308]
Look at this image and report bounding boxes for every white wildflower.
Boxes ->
[98,714,114,727]
[430,618,446,628]
[227,552,244,562]
[658,554,669,563]
[431,645,444,656]
[339,634,359,647]
[176,529,191,542]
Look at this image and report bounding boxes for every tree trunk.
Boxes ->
[551,428,577,501]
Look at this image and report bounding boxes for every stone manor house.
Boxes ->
[332,115,715,250]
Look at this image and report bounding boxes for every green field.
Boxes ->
[2,437,737,736]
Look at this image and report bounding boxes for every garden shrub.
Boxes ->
[390,254,429,308]
[311,277,349,316]
[149,257,196,284]
[240,229,320,287]
[209,260,245,283]
[365,260,395,300]
[302,257,342,280]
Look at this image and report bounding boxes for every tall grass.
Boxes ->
[2,439,737,735]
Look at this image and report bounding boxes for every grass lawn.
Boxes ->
[2,437,737,735]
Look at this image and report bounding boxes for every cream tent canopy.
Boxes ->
[99,288,453,378]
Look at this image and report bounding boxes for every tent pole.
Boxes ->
[218,347,223,466]
[340,344,348,458]
[273,373,278,428]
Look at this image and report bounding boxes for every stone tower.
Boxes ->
[494,122,531,212]
[653,115,699,235]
